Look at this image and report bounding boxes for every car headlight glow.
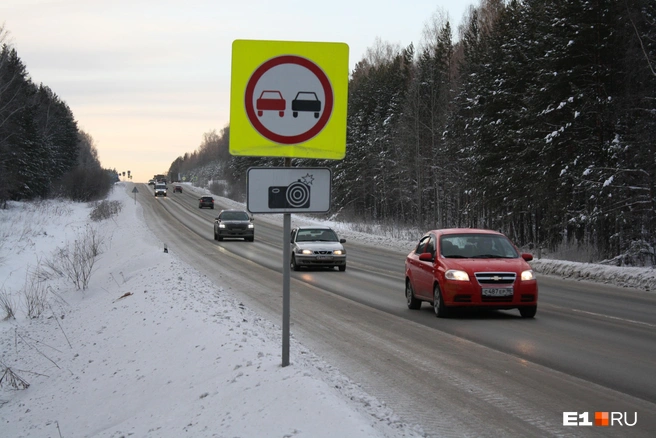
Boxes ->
[218,224,226,228]
[248,224,254,229]
[445,269,470,281]
[521,270,535,281]
[333,250,344,255]
[301,249,313,255]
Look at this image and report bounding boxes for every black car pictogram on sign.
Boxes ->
[292,91,322,119]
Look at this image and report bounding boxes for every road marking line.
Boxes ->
[568,308,656,328]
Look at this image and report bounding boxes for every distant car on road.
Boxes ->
[404,228,538,318]
[214,210,254,242]
[148,180,156,186]
[173,185,182,193]
[198,196,214,209]
[154,183,167,197]
[290,226,346,272]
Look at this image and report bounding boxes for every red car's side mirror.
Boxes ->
[419,252,434,262]
[521,253,534,262]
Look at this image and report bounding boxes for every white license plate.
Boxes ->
[482,287,514,297]
[316,256,333,260]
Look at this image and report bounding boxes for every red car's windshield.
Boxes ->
[440,234,519,258]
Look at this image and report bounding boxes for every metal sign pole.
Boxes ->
[282,212,291,367]
[282,157,291,367]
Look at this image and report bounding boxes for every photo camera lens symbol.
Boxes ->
[268,180,311,209]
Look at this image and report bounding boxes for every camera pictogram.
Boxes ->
[268,173,314,209]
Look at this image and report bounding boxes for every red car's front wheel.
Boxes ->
[405,279,421,310]
[433,284,449,318]
[519,305,537,318]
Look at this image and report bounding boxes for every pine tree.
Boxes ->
[0,45,39,200]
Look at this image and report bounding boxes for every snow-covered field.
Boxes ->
[0,183,425,438]
[0,182,654,438]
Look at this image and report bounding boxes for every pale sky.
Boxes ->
[3,0,474,182]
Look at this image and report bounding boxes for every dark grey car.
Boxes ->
[198,196,214,209]
[214,210,254,241]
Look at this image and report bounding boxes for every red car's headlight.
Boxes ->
[445,269,470,281]
[521,270,535,281]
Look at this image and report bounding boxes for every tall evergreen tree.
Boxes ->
[33,85,79,187]
[0,45,39,200]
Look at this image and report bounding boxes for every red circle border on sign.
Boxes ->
[245,55,334,145]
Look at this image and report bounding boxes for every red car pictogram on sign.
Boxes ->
[256,90,286,117]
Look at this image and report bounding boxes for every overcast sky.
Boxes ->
[3,0,474,182]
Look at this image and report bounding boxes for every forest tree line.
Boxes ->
[0,26,116,205]
[171,0,655,262]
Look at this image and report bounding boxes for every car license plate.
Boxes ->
[316,256,333,261]
[481,287,514,297]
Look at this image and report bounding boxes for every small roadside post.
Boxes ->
[230,39,349,367]
[131,186,138,205]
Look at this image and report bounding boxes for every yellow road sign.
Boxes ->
[230,40,349,159]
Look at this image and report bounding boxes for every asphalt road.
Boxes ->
[132,183,656,437]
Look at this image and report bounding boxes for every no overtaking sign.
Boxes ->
[230,40,349,159]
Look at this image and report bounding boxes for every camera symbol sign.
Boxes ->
[247,167,331,214]
[245,56,334,144]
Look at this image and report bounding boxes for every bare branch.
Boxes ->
[625,0,656,76]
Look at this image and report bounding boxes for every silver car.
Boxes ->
[154,183,167,197]
[290,226,346,272]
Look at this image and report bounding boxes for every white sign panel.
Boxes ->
[247,167,331,213]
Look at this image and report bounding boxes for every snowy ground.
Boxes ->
[0,182,654,438]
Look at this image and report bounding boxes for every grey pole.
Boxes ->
[282,212,291,367]
[282,157,292,367]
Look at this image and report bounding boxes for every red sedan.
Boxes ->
[405,228,538,318]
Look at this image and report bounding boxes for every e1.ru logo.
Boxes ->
[563,412,637,426]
